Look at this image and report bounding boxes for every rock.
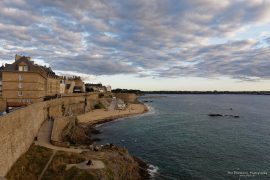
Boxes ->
[208,114,223,117]
[90,128,101,134]
[89,145,94,151]
[209,114,240,118]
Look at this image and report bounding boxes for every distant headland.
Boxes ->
[112,89,270,95]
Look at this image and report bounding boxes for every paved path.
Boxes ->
[34,119,106,178]
[108,98,117,111]
[66,160,105,170]
[35,120,84,153]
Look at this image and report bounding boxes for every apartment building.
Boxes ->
[0,55,60,107]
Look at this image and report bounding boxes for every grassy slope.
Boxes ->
[6,145,53,180]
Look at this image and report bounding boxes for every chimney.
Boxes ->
[15,54,22,61]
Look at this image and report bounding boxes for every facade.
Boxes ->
[0,55,60,107]
[85,83,107,92]
[73,76,85,93]
[59,76,85,94]
[0,68,2,96]
[106,85,112,92]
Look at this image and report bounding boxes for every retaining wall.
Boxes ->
[0,93,99,176]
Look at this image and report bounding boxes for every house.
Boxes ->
[85,83,107,92]
[73,76,85,93]
[0,55,60,107]
[106,85,112,92]
[59,76,85,93]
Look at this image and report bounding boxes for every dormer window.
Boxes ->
[24,65,28,71]
[18,65,28,71]
[19,66,23,71]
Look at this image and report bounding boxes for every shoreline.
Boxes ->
[77,102,149,126]
[76,101,151,179]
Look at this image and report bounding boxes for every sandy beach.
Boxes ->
[77,103,148,125]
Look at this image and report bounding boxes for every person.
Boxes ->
[87,160,92,166]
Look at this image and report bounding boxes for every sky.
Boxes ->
[1,0,270,91]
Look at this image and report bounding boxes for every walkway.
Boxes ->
[35,120,84,153]
[66,160,105,170]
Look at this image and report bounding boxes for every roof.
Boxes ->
[1,56,58,78]
[85,83,103,87]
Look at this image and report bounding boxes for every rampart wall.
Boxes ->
[0,93,99,176]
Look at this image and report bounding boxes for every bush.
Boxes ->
[94,102,104,109]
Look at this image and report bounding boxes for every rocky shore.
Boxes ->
[59,101,151,179]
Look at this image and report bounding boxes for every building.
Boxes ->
[85,83,107,92]
[59,76,85,94]
[0,55,60,107]
[0,66,3,96]
[106,85,112,92]
[73,76,85,93]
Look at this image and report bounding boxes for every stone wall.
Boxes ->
[51,117,72,147]
[0,98,6,112]
[0,93,100,176]
[113,93,137,103]
[0,102,45,177]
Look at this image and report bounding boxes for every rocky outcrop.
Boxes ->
[61,118,92,145]
[208,113,240,118]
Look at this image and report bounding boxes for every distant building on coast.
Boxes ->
[85,83,110,93]
[59,76,85,94]
[0,55,86,109]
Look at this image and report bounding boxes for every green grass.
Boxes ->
[42,151,98,180]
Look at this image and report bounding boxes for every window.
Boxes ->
[18,91,23,96]
[24,66,28,71]
[19,66,24,71]
[18,65,28,71]
[18,83,23,89]
[19,74,23,81]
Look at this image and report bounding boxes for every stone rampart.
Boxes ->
[0,93,100,176]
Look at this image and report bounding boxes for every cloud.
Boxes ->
[0,0,270,81]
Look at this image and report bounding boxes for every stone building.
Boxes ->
[85,83,107,92]
[59,76,85,94]
[73,76,85,93]
[0,55,60,107]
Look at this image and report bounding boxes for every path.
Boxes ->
[35,119,105,178]
[108,98,117,111]
[35,120,84,153]
[38,150,56,180]
[66,160,105,170]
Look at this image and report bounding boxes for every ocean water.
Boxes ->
[95,95,270,180]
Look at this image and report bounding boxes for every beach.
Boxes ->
[77,103,148,125]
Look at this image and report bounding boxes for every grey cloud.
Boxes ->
[0,0,270,80]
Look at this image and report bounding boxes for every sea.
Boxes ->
[94,95,270,180]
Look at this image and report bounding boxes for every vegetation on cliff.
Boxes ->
[6,145,53,180]
[7,145,149,180]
